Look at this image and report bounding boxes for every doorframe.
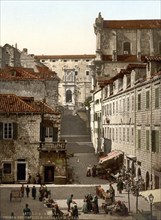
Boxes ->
[44,165,55,183]
[15,161,28,182]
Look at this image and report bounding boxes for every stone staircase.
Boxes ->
[60,109,91,143]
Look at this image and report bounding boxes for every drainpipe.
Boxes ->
[150,75,153,189]
[134,85,137,175]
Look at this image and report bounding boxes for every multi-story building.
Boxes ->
[35,55,95,110]
[90,13,161,189]
[0,94,67,184]
[0,44,35,68]
[0,66,60,109]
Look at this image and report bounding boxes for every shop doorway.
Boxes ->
[44,166,54,183]
[17,163,26,181]
[154,175,159,189]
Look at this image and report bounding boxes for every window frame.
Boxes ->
[155,87,159,109]
[3,123,13,140]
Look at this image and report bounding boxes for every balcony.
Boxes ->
[38,142,67,152]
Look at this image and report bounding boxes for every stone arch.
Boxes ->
[66,89,72,103]
[146,171,150,190]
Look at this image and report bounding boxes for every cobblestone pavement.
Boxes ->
[1,183,158,220]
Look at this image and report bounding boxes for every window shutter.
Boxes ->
[151,130,155,152]
[0,122,3,140]
[52,127,58,142]
[13,122,18,140]
[40,123,45,142]
[156,131,159,153]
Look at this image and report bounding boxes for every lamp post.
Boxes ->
[127,183,131,213]
[148,193,154,220]
[135,180,139,213]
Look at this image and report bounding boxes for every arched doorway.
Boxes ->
[146,171,150,190]
[66,90,72,102]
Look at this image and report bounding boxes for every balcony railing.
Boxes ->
[38,142,67,151]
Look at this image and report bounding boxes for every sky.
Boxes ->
[0,0,161,55]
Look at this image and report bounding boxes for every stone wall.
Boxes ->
[0,79,59,108]
[0,114,41,183]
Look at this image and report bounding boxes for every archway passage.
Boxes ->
[66,90,72,103]
[146,171,150,190]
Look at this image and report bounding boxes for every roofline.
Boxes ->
[35,54,96,59]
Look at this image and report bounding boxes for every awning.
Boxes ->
[99,150,123,164]
[126,154,136,161]
[139,189,161,204]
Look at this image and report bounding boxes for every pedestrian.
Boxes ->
[20,184,25,197]
[71,204,78,219]
[66,194,73,212]
[92,165,97,177]
[23,203,32,220]
[26,185,30,198]
[86,164,91,177]
[109,183,115,203]
[92,195,99,214]
[117,178,124,193]
[32,185,36,200]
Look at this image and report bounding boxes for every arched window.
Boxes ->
[66,90,72,103]
[123,42,131,54]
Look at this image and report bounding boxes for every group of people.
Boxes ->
[82,194,99,214]
[20,184,37,200]
[39,184,51,201]
[27,172,42,184]
[86,164,97,177]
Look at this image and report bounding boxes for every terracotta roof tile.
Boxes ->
[0,66,59,80]
[103,20,161,29]
[144,56,161,62]
[127,63,146,70]
[20,97,60,115]
[0,95,60,115]
[35,54,96,60]
[0,94,37,113]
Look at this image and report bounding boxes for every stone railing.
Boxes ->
[38,142,66,151]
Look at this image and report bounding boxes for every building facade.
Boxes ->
[0,94,67,184]
[35,55,95,110]
[0,66,60,109]
[90,13,161,189]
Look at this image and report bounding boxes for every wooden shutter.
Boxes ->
[151,130,155,152]
[13,122,18,140]
[40,123,45,142]
[0,122,3,140]
[52,127,58,142]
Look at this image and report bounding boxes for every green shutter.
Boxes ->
[53,127,58,142]
[0,122,3,140]
[40,123,45,142]
[156,131,159,153]
[151,130,155,152]
[13,123,17,140]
